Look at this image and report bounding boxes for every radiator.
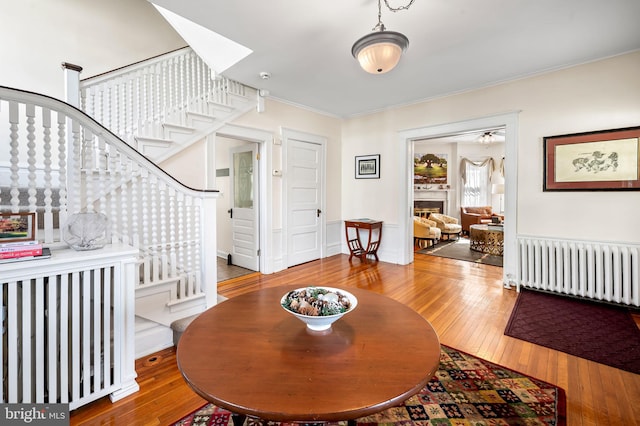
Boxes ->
[517,237,640,307]
[1,265,122,410]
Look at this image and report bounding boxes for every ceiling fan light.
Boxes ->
[477,132,496,144]
[352,31,409,74]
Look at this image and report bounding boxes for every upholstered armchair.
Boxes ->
[413,216,441,248]
[460,206,504,234]
[429,213,462,240]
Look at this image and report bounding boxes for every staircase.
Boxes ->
[80,46,256,164]
[0,47,258,358]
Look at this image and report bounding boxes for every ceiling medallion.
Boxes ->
[351,0,414,74]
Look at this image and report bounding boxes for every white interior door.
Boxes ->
[286,137,324,267]
[229,144,259,270]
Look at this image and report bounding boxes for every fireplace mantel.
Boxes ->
[414,189,449,215]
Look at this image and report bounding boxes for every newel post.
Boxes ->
[61,62,83,107]
[201,192,220,308]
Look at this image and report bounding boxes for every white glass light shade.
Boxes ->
[352,31,409,74]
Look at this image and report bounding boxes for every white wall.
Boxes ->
[2,0,638,263]
[1,0,185,100]
[342,52,640,248]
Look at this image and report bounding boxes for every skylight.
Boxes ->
[152,3,252,74]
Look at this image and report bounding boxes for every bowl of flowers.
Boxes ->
[281,287,357,332]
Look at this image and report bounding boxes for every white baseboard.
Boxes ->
[135,318,174,359]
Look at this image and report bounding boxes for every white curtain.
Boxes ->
[460,158,494,207]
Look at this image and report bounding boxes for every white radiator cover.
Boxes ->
[0,244,139,410]
[517,236,640,307]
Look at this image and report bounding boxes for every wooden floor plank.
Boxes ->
[70,253,640,426]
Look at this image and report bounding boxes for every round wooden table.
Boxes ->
[177,285,440,423]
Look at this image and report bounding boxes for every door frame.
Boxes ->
[207,123,274,274]
[281,127,327,268]
[397,112,519,286]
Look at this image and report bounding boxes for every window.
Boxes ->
[461,158,494,207]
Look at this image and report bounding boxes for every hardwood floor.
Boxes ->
[70,253,640,426]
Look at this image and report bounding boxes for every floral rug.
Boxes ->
[172,345,566,426]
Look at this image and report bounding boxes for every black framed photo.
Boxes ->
[355,154,380,179]
[544,126,640,191]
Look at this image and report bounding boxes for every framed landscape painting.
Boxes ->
[414,153,448,185]
[544,126,640,191]
[0,212,36,243]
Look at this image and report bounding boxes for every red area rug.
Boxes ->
[172,345,565,425]
[505,289,640,374]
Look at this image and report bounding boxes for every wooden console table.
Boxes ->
[344,219,382,261]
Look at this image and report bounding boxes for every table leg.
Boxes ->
[231,413,246,426]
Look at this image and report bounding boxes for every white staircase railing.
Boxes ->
[79,47,253,162]
[0,85,219,311]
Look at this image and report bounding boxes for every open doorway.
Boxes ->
[398,112,519,286]
[412,129,505,265]
[215,136,259,278]
[209,124,274,276]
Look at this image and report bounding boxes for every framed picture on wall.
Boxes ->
[355,154,380,179]
[544,126,640,191]
[414,152,448,185]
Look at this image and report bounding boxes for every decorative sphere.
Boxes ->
[63,212,109,251]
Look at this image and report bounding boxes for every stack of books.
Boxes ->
[0,240,50,263]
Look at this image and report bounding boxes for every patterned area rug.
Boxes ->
[172,345,565,426]
[505,289,640,374]
[417,239,503,267]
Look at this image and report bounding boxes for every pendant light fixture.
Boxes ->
[351,0,414,74]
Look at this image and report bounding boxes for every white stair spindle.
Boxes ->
[26,104,38,212]
[9,101,21,213]
[150,174,159,283]
[169,187,177,278]
[42,107,54,242]
[83,128,94,212]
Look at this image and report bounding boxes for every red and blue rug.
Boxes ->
[173,345,566,425]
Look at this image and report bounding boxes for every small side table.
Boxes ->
[345,219,383,261]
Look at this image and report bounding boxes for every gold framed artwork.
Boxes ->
[0,212,36,242]
[544,126,640,191]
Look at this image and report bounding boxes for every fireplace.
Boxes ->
[414,200,444,214]
[414,188,449,215]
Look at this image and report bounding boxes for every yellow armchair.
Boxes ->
[413,216,441,248]
[429,213,462,240]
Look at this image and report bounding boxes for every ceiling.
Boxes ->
[150,0,640,118]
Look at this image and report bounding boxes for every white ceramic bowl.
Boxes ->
[281,287,358,331]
